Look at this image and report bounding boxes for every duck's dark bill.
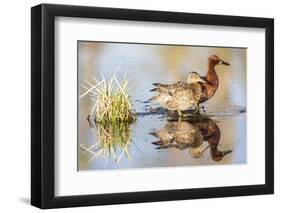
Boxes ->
[199,77,207,83]
[221,60,230,66]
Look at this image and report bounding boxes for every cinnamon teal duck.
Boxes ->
[151,117,232,161]
[150,55,230,115]
[199,55,230,104]
[150,72,206,115]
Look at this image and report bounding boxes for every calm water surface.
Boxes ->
[78,42,247,170]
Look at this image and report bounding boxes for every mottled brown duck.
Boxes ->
[150,121,203,150]
[150,72,206,115]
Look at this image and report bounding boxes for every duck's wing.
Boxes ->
[150,83,168,92]
[152,83,171,90]
[152,81,185,89]
[173,82,202,98]
[152,81,186,93]
[162,83,202,110]
[168,82,190,95]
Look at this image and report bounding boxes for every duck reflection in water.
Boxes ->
[150,117,232,162]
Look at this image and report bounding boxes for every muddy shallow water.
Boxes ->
[78,42,247,170]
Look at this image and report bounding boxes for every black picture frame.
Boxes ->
[31,3,274,209]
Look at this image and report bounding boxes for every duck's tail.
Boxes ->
[152,142,172,149]
[148,95,158,102]
[152,83,161,87]
[150,83,161,92]
[150,88,160,92]
[153,83,169,88]
[150,83,169,93]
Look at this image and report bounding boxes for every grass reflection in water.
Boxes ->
[81,120,133,163]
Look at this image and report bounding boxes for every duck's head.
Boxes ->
[189,144,209,158]
[212,149,232,161]
[187,72,207,84]
[208,55,230,66]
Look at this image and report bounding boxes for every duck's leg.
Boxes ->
[177,110,183,117]
[177,110,183,122]
[167,110,178,121]
[195,104,200,114]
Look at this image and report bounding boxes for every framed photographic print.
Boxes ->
[31,3,274,209]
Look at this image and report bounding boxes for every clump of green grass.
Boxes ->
[80,72,137,124]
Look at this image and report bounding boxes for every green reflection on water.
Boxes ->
[81,121,133,163]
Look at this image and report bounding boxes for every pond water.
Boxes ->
[78,42,247,171]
